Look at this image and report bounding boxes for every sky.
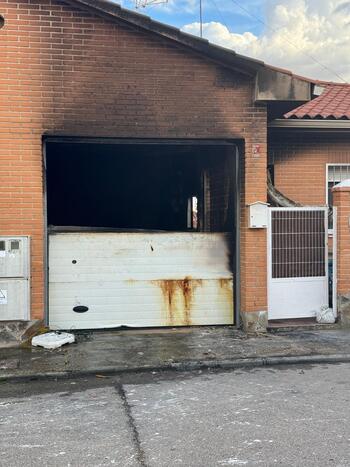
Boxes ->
[118,0,350,83]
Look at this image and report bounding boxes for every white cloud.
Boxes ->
[182,0,350,82]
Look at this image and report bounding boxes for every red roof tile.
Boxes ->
[284,84,350,119]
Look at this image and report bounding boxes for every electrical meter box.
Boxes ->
[0,237,30,320]
[248,202,269,229]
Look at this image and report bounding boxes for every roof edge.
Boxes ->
[269,119,350,129]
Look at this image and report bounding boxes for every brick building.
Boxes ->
[268,83,350,324]
[269,84,350,208]
[0,0,340,339]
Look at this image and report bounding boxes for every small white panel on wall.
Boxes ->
[248,202,269,229]
[0,236,30,278]
[0,279,30,320]
[0,236,30,321]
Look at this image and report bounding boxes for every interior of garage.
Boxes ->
[45,141,237,234]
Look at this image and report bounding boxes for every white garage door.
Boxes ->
[49,232,234,329]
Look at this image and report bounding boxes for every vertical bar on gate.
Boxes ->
[290,210,292,278]
[276,210,278,279]
[318,209,320,276]
[316,209,318,277]
[298,210,301,278]
[286,209,288,278]
[283,210,285,278]
[294,210,296,278]
[275,210,278,279]
[312,209,315,277]
[318,210,320,278]
[302,210,305,277]
[332,207,337,317]
[283,210,286,278]
[281,210,284,278]
[288,209,290,278]
[313,210,316,277]
[291,210,294,278]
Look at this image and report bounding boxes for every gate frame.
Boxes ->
[332,206,338,318]
[267,206,330,321]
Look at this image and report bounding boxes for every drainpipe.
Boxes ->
[234,144,241,329]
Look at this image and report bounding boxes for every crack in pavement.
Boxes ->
[115,384,148,467]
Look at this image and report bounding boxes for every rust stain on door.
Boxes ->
[152,277,202,326]
[219,278,234,324]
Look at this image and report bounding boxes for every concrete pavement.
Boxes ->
[1,327,350,381]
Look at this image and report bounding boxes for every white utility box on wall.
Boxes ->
[0,236,30,320]
[248,202,269,229]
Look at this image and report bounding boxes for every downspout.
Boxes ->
[234,144,241,328]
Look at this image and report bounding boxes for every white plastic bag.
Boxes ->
[316,305,335,324]
[32,331,75,350]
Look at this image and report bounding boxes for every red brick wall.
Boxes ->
[269,134,350,205]
[332,187,350,296]
[0,0,267,320]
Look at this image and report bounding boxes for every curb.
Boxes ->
[1,353,350,383]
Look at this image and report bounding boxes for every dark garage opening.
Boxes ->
[46,141,237,233]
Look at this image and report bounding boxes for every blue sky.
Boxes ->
[118,0,350,82]
[121,0,265,36]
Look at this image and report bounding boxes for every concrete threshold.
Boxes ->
[267,318,341,333]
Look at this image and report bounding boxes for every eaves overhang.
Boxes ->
[255,67,312,102]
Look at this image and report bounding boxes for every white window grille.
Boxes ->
[271,209,326,279]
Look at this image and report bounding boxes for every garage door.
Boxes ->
[49,232,234,329]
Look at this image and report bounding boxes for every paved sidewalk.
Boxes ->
[1,327,350,381]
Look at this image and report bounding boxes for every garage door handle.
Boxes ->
[73,306,89,313]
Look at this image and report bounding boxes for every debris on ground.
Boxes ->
[316,306,336,324]
[31,332,75,350]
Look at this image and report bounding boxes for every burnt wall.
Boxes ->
[0,0,267,319]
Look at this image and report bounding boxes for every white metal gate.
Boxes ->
[268,207,328,320]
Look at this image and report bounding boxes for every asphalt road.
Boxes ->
[1,364,350,466]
